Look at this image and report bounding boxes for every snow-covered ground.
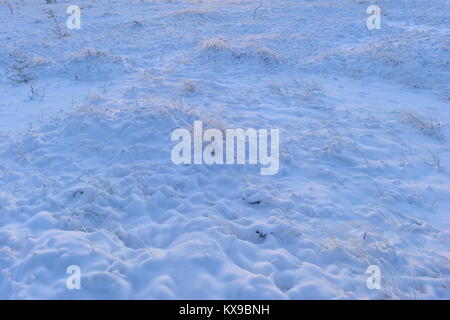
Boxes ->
[0,0,449,299]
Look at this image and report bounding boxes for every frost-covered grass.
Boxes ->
[0,0,449,299]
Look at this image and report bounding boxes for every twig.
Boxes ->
[6,1,13,16]
[46,9,66,39]
[253,0,264,20]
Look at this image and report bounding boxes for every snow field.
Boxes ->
[0,0,449,299]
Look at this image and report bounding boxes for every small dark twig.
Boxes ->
[253,0,264,20]
[6,1,13,15]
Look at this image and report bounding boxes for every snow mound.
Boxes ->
[198,37,283,70]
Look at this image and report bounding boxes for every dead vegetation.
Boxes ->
[7,52,33,84]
